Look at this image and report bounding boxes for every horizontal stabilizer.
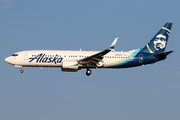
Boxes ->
[153,51,174,60]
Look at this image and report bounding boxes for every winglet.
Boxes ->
[109,37,118,49]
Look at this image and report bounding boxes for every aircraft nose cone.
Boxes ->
[4,57,11,64]
[4,57,8,62]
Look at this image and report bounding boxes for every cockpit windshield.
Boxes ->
[11,54,18,57]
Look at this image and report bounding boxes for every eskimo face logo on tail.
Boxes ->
[29,53,63,64]
[153,34,166,51]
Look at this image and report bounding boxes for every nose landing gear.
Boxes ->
[20,69,24,73]
[14,65,24,73]
[86,69,91,76]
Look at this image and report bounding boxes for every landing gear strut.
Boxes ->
[14,65,24,73]
[86,69,91,76]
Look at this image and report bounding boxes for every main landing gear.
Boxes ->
[86,69,91,76]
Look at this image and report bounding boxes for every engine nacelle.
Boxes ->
[61,60,79,72]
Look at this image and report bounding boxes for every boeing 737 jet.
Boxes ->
[5,23,173,76]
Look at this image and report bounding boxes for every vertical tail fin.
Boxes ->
[141,23,172,54]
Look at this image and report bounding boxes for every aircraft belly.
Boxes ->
[103,60,120,68]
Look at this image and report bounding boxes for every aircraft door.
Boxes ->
[139,54,143,63]
[24,52,29,60]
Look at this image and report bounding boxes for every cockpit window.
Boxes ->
[11,54,18,57]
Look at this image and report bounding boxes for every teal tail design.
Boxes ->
[141,23,172,54]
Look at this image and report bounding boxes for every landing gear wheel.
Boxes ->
[20,70,24,73]
[86,69,91,76]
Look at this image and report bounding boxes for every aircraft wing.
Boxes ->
[78,37,118,67]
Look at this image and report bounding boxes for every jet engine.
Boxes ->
[61,60,79,72]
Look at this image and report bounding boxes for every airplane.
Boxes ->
[5,23,173,76]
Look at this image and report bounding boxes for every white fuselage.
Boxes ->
[5,50,136,68]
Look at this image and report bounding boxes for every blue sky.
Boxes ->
[1,0,180,120]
